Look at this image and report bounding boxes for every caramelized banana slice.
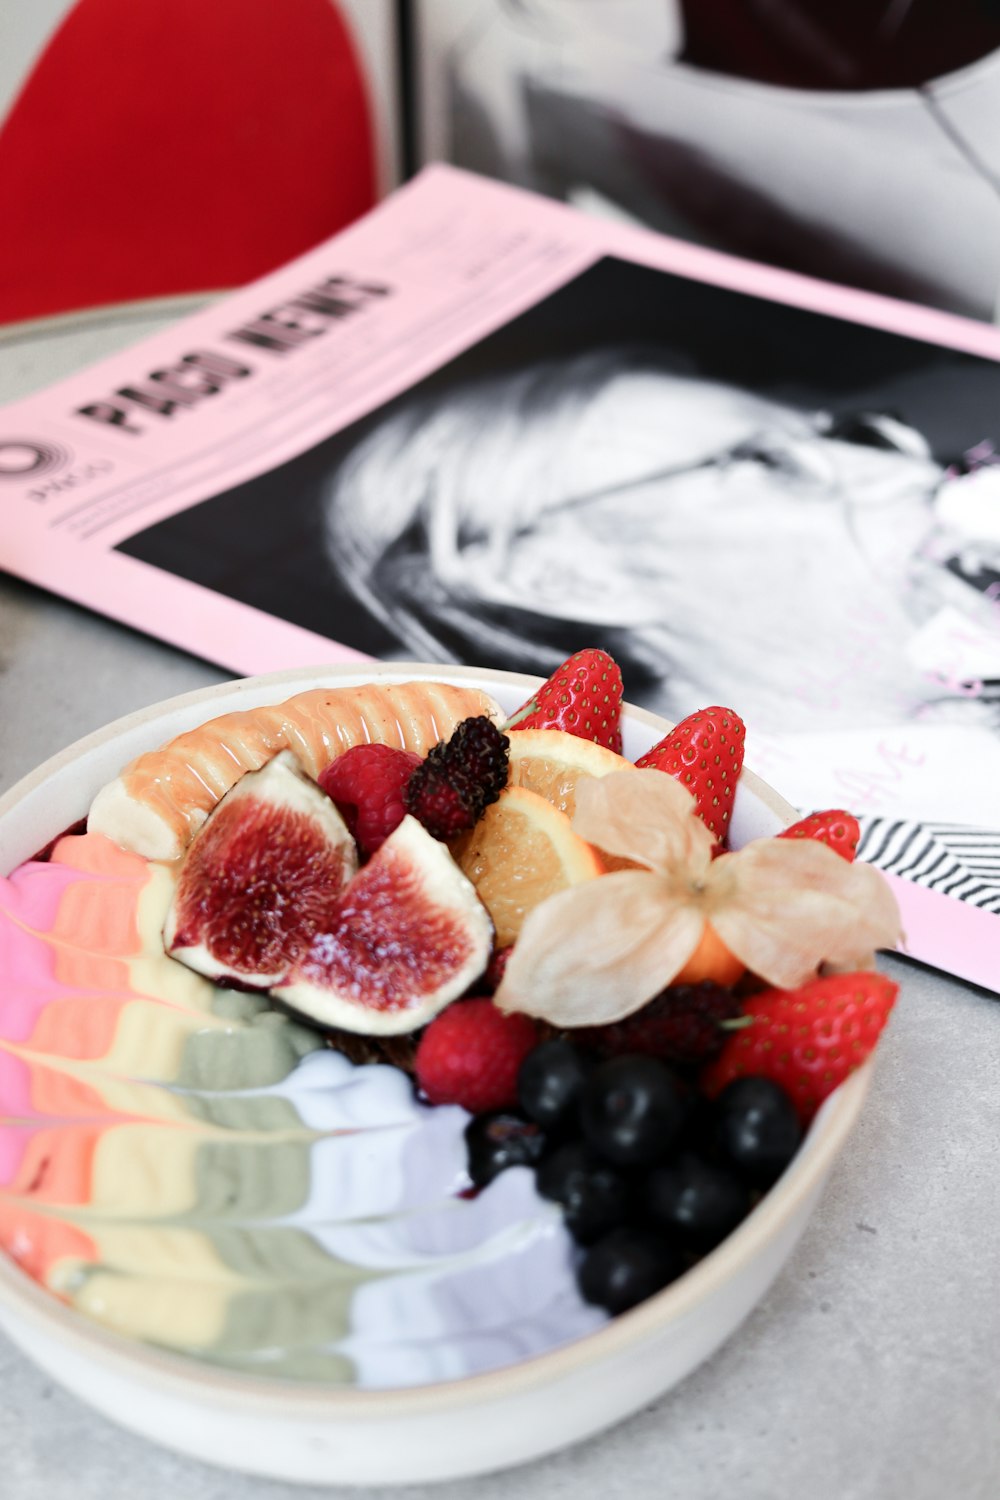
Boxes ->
[89,681,502,860]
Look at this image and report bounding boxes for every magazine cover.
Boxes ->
[0,167,998,989]
[0,0,402,326]
[412,0,1000,322]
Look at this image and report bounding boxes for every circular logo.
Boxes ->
[0,438,71,480]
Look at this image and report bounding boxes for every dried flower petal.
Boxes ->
[493,766,903,1030]
[493,869,705,1027]
[708,839,903,989]
[572,770,715,877]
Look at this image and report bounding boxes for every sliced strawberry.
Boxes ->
[505,648,624,752]
[701,970,899,1124]
[779,809,860,862]
[635,706,746,844]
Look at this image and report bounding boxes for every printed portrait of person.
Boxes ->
[319,348,1000,738]
[119,255,1000,745]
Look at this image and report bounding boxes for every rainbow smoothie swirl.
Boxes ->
[0,831,604,1386]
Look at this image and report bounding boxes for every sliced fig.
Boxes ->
[275,815,494,1036]
[165,751,358,986]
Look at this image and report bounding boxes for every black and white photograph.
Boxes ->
[118,254,1000,735]
[116,253,1000,911]
[413,0,1000,321]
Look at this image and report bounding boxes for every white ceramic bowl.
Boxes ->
[0,662,873,1486]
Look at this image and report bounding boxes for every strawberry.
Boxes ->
[701,970,898,1124]
[505,648,624,752]
[635,706,746,844]
[415,998,539,1113]
[779,809,860,862]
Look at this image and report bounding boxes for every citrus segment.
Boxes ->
[506,729,636,821]
[673,921,746,987]
[451,785,603,948]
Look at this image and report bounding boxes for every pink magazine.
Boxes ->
[0,166,998,991]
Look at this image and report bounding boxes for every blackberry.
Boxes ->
[405,716,510,840]
[403,764,469,842]
[576,981,744,1070]
[447,716,511,810]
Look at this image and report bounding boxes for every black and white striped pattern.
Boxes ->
[857,818,1000,912]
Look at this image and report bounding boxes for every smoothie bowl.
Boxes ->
[0,658,901,1485]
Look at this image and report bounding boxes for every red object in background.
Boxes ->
[0,0,377,326]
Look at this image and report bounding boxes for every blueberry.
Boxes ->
[536,1141,630,1245]
[645,1152,753,1251]
[579,1055,685,1167]
[577,1227,683,1314]
[517,1038,593,1132]
[464,1111,546,1188]
[714,1077,802,1188]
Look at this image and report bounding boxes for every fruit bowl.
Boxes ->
[0,662,875,1486]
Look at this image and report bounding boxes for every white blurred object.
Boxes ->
[906,606,1000,685]
[935,464,1000,546]
[748,722,1000,825]
[414,0,1000,321]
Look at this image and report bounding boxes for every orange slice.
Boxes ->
[451,785,603,948]
[674,921,746,987]
[506,730,639,873]
[506,729,636,820]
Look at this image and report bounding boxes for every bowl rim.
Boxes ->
[0,659,872,1417]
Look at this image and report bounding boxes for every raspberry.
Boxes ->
[405,716,510,841]
[577,981,744,1070]
[415,998,538,1113]
[318,744,421,858]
